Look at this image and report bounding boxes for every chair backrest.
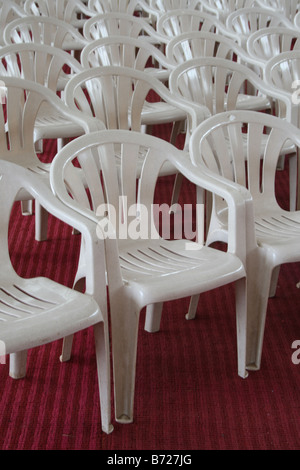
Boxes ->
[3,15,87,50]
[88,0,141,14]
[83,11,167,43]
[0,76,51,162]
[150,0,201,11]
[189,109,300,211]
[226,7,293,48]
[80,35,173,75]
[64,65,175,131]
[247,27,300,64]
[256,0,300,20]
[157,8,237,42]
[0,0,26,46]
[264,50,300,126]
[50,129,184,246]
[169,57,269,115]
[0,43,83,92]
[265,51,300,92]
[166,30,254,66]
[198,0,255,21]
[24,0,92,25]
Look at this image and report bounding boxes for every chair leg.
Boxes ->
[170,120,184,146]
[9,351,28,379]
[60,278,85,362]
[288,151,297,211]
[245,254,274,373]
[269,266,280,298]
[60,335,74,363]
[186,294,200,320]
[57,137,67,153]
[21,200,33,216]
[93,322,113,434]
[235,277,248,379]
[35,201,48,242]
[144,302,163,332]
[34,139,44,154]
[170,173,183,208]
[110,297,140,424]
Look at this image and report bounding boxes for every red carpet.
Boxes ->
[0,128,300,450]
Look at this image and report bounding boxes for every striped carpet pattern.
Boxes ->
[0,131,300,450]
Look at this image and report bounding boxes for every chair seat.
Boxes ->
[62,39,87,51]
[208,201,300,251]
[222,132,296,159]
[34,112,84,141]
[255,210,300,263]
[119,238,245,307]
[0,275,102,354]
[141,101,187,125]
[235,94,271,111]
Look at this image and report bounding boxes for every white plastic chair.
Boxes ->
[169,57,276,115]
[80,38,178,140]
[247,27,300,69]
[0,43,86,230]
[264,50,300,210]
[3,15,88,52]
[64,65,208,215]
[166,30,257,69]
[166,32,261,199]
[256,0,300,21]
[144,0,203,21]
[0,159,113,434]
[0,75,103,241]
[50,128,248,424]
[189,109,300,375]
[169,57,295,212]
[0,0,26,46]
[247,28,300,172]
[157,8,239,43]
[83,11,167,45]
[87,0,142,14]
[0,43,85,153]
[198,0,256,22]
[151,0,201,8]
[24,0,93,29]
[64,65,208,153]
[226,7,293,49]
[80,35,174,82]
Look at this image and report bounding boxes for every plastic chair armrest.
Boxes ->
[171,152,255,262]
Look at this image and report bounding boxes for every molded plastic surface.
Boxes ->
[0,160,112,434]
[190,110,300,375]
[50,129,248,424]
